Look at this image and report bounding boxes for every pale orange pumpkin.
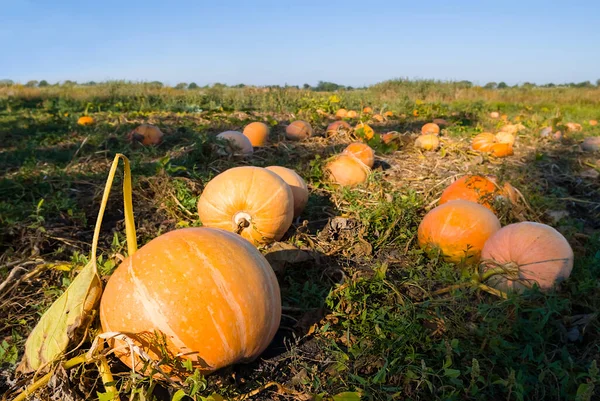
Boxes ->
[325,154,369,187]
[363,107,373,114]
[418,200,501,264]
[500,123,525,134]
[335,109,348,119]
[243,122,270,147]
[197,166,294,245]
[372,114,384,122]
[99,227,281,380]
[589,120,598,126]
[472,132,496,152]
[285,121,313,141]
[495,131,516,146]
[128,124,164,146]
[265,166,309,217]
[490,143,514,158]
[346,110,358,119]
[383,111,394,118]
[77,116,94,126]
[216,131,254,156]
[439,175,515,212]
[565,122,582,132]
[381,132,399,144]
[490,112,500,119]
[421,123,440,135]
[326,121,352,136]
[581,137,600,152]
[480,222,574,292]
[343,142,375,168]
[415,134,440,151]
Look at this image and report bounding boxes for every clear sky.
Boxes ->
[1,0,599,87]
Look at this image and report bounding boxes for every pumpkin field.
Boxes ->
[1,81,600,401]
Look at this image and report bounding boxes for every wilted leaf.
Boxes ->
[332,391,362,401]
[18,261,101,372]
[264,242,317,273]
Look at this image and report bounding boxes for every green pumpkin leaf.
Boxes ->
[332,391,362,401]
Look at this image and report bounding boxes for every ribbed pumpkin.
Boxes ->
[415,134,440,151]
[216,131,254,156]
[325,155,369,187]
[418,200,501,264]
[439,175,514,212]
[265,166,309,217]
[285,121,313,141]
[343,142,375,168]
[197,167,294,245]
[77,116,94,126]
[128,124,164,146]
[243,122,270,147]
[99,227,281,380]
[346,110,359,119]
[335,109,348,119]
[472,132,496,152]
[421,123,440,135]
[363,107,373,114]
[326,121,352,136]
[480,222,574,292]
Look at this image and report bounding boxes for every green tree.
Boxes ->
[483,82,497,89]
[0,79,14,87]
[25,80,39,87]
[188,82,199,89]
[174,82,188,89]
[497,82,508,89]
[38,80,49,87]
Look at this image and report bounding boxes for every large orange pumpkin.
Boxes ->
[490,142,514,158]
[343,142,375,168]
[439,175,514,212]
[285,121,313,141]
[99,227,281,380]
[418,200,501,264]
[415,134,440,151]
[335,109,348,119]
[243,122,270,147]
[325,155,369,187]
[421,123,440,135]
[472,132,496,152]
[77,116,94,126]
[265,166,309,217]
[480,222,574,292]
[216,131,254,156]
[197,167,294,245]
[326,121,352,136]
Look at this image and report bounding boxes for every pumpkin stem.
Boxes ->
[479,260,520,282]
[234,212,251,234]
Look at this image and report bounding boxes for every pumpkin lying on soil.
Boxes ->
[325,154,369,187]
[335,109,348,119]
[472,132,496,152]
[99,227,281,380]
[415,134,440,151]
[197,166,294,245]
[285,121,313,141]
[346,110,359,119]
[77,116,94,126]
[480,222,574,292]
[421,123,440,135]
[439,175,516,213]
[216,131,253,156]
[343,142,375,168]
[265,166,309,217]
[128,124,164,146]
[418,200,501,265]
[326,121,352,136]
[243,122,270,147]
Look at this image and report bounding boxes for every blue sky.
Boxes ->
[1,0,599,87]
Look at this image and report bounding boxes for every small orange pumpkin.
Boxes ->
[480,222,574,292]
[565,122,582,132]
[265,166,309,217]
[335,109,348,119]
[421,123,440,135]
[346,110,358,119]
[372,114,384,122]
[490,112,500,119]
[415,134,440,151]
[128,124,164,146]
[363,107,373,114]
[343,142,375,168]
[471,132,496,152]
[77,116,94,126]
[325,154,369,187]
[418,200,501,264]
[490,142,514,158]
[383,111,394,118]
[243,122,270,147]
[99,227,281,380]
[589,120,598,126]
[216,131,254,156]
[581,137,600,152]
[326,121,352,136]
[285,121,313,141]
[197,166,294,245]
[381,132,399,144]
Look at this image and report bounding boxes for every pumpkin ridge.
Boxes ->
[180,237,246,357]
[127,259,194,361]
[250,182,287,215]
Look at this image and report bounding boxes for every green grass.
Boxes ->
[1,83,599,401]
